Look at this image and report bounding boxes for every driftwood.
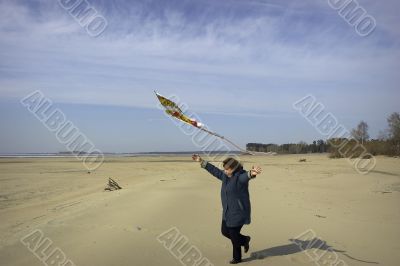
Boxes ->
[104,178,122,191]
[299,158,307,162]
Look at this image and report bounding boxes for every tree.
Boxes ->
[317,139,326,153]
[297,141,307,154]
[377,129,389,141]
[387,112,400,155]
[352,121,369,145]
[312,141,317,153]
[387,112,400,140]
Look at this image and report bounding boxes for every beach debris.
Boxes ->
[315,215,327,219]
[373,191,392,194]
[159,178,176,182]
[104,178,122,191]
[299,158,307,162]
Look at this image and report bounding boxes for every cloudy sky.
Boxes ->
[0,0,399,153]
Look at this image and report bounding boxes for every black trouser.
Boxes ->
[221,220,248,261]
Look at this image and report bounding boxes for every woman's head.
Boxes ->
[222,157,242,177]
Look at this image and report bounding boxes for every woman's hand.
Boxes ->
[192,154,203,163]
[250,166,262,177]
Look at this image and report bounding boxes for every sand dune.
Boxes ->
[0,154,399,266]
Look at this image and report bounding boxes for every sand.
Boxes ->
[0,154,399,266]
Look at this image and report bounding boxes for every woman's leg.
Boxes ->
[227,225,245,261]
[221,220,231,239]
[222,221,251,261]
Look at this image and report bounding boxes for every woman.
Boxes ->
[192,154,262,264]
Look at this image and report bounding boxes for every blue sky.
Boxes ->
[0,0,399,153]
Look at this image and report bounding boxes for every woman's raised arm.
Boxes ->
[192,154,224,181]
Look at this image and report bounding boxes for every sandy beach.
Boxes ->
[0,154,399,266]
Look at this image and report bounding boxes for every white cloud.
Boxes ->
[0,0,398,116]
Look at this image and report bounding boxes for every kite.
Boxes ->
[155,91,254,155]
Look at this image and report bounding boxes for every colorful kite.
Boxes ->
[155,91,253,155]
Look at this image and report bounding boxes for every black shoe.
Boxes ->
[244,236,251,253]
[229,259,242,264]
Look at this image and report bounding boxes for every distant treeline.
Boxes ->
[247,112,400,158]
[247,140,329,154]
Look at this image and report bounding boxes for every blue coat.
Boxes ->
[201,161,253,227]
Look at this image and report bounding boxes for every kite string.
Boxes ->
[199,127,254,155]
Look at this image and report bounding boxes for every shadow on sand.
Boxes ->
[244,238,378,264]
